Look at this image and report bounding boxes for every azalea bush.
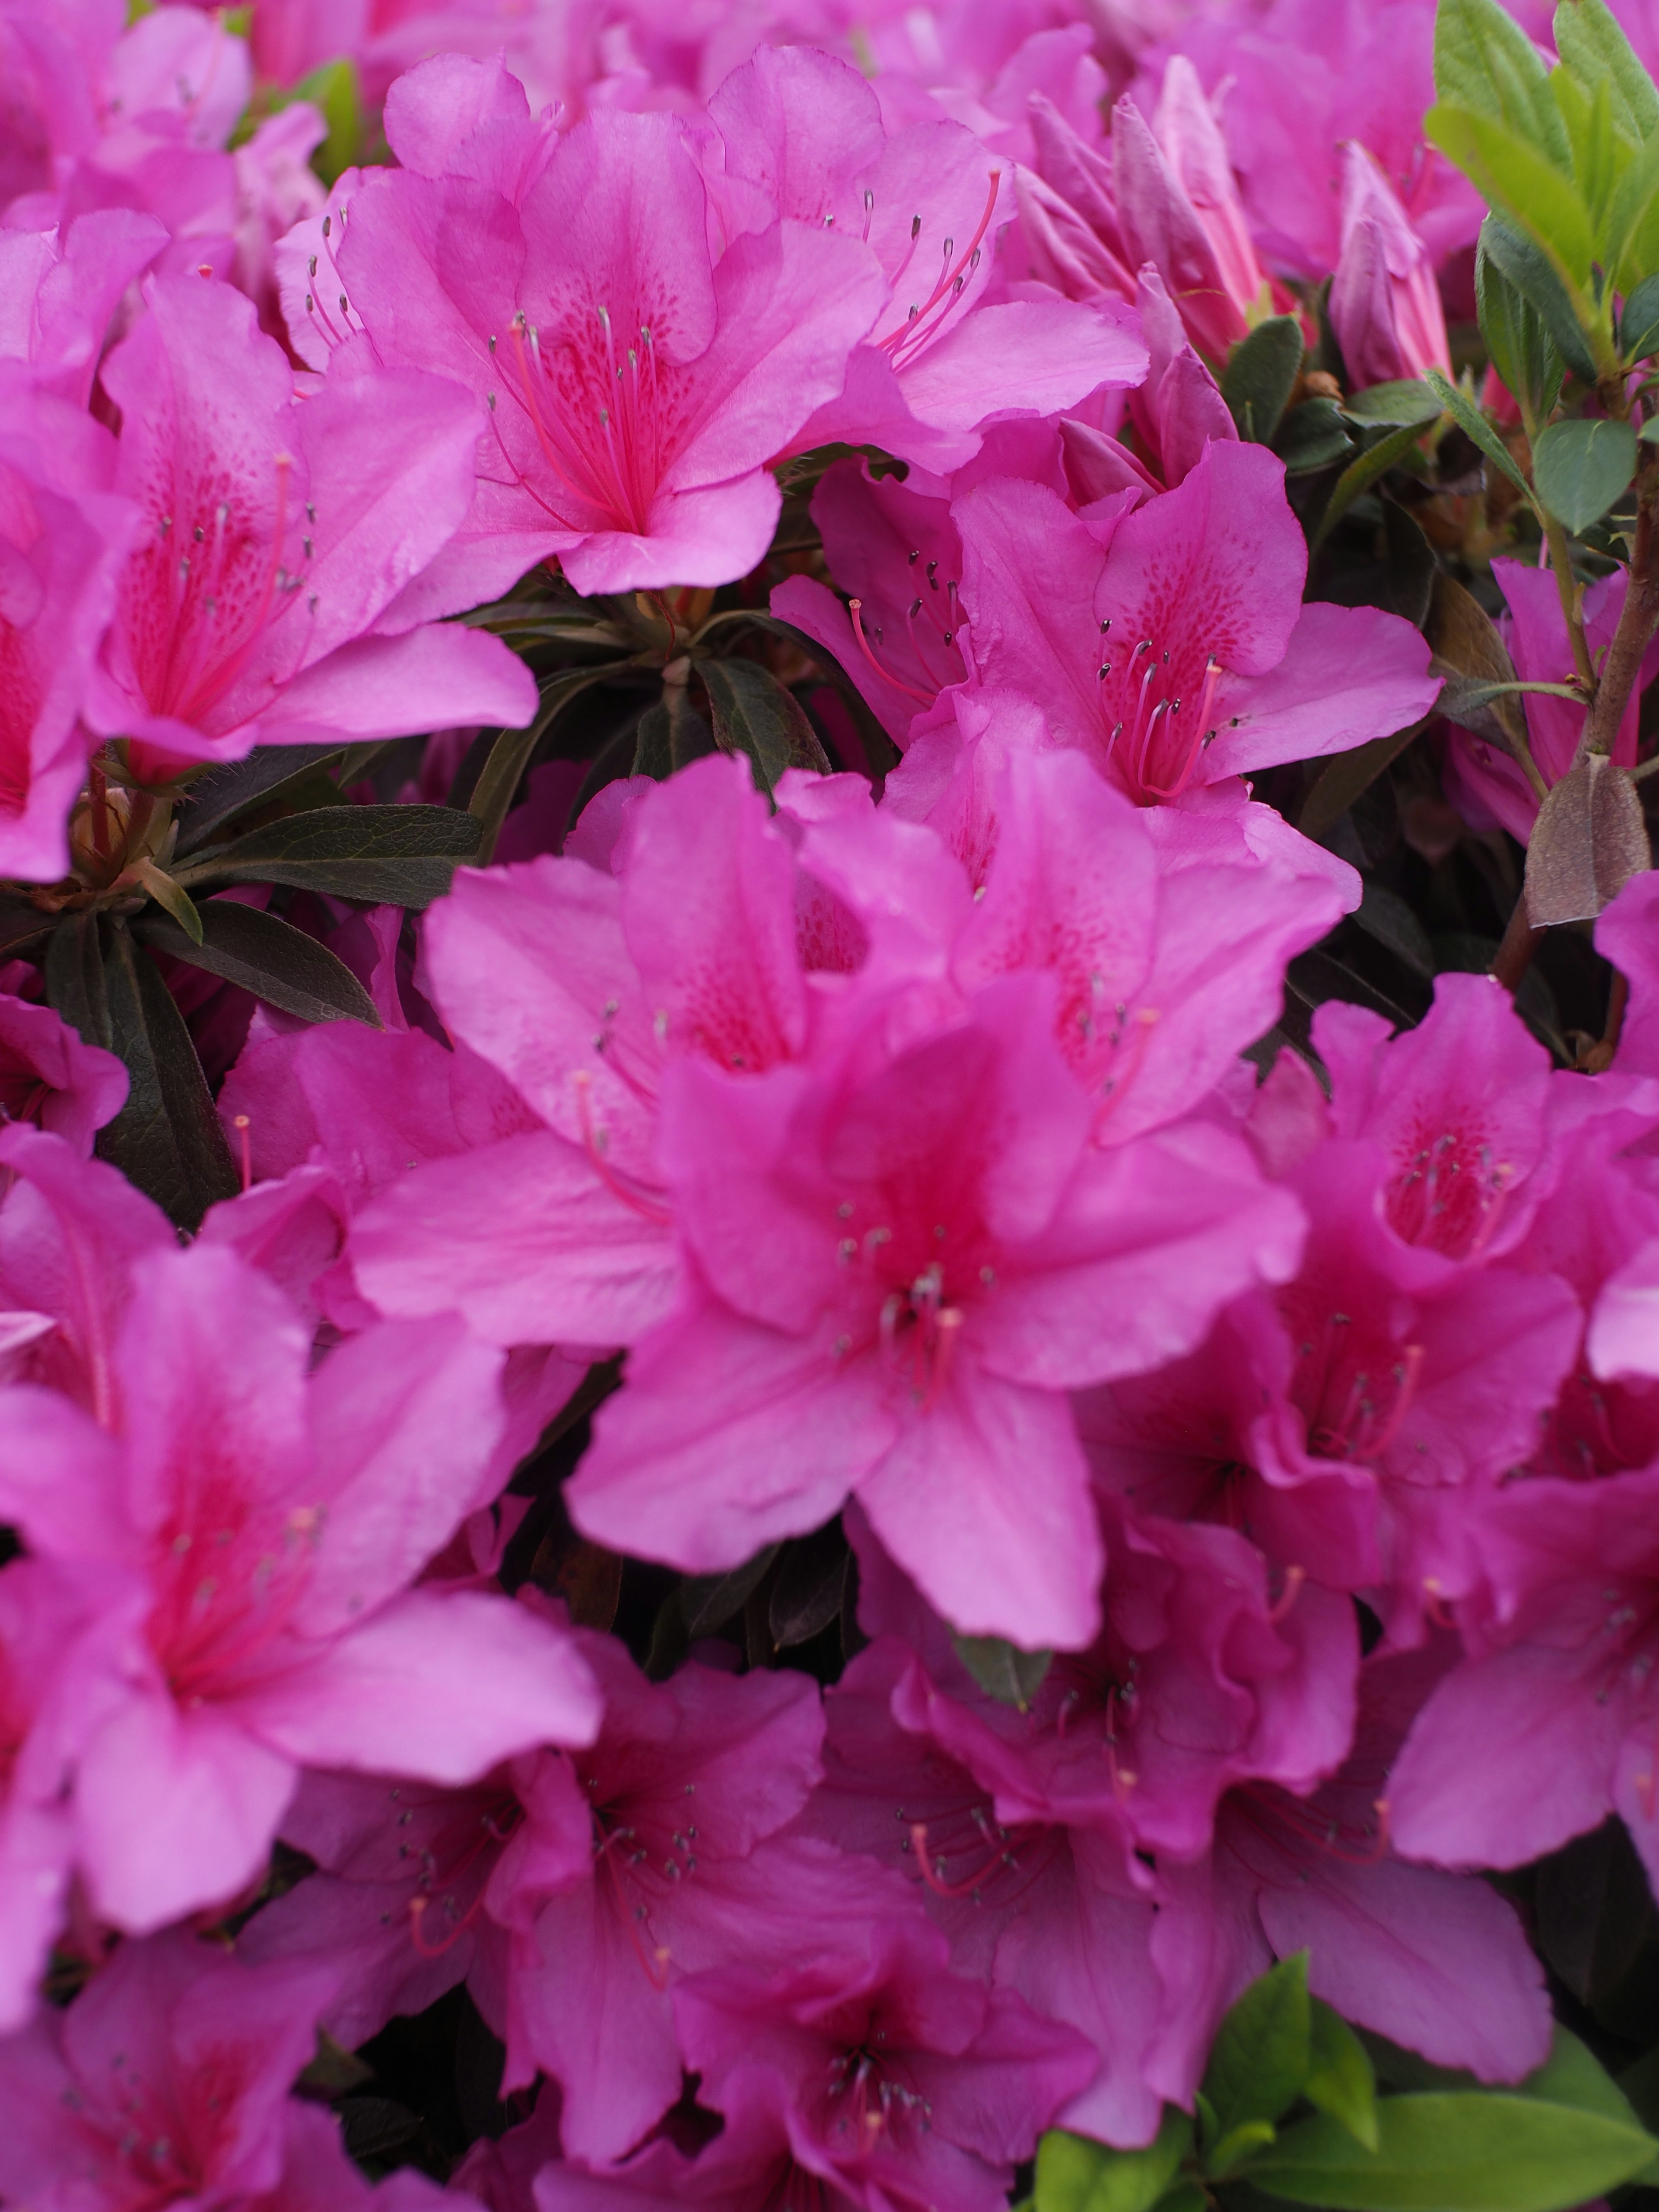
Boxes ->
[3,0,1659,2207]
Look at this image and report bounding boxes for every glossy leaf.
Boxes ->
[951,1632,1052,1709]
[700,657,831,798]
[136,900,383,1029]
[1244,2089,1657,2209]
[1201,1952,1312,2147]
[177,805,482,908]
[1221,316,1304,443]
[1531,416,1639,531]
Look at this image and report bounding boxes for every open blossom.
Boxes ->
[325,58,888,597]
[0,967,126,1153]
[0,1239,601,1933]
[84,274,535,773]
[953,439,1441,806]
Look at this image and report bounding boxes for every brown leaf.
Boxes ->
[1525,757,1653,924]
[1425,572,1531,756]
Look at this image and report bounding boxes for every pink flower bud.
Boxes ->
[1330,142,1451,389]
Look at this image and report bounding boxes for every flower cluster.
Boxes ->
[1,2,1659,2210]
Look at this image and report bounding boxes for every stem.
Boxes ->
[1491,891,1544,994]
[1574,465,1659,764]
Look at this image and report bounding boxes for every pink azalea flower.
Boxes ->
[83,274,535,774]
[706,44,1145,475]
[494,1632,829,2160]
[671,1893,1096,2212]
[953,439,1441,807]
[0,1240,601,1932]
[567,950,1305,1648]
[1110,59,1266,363]
[0,0,124,212]
[0,967,127,1154]
[1599,867,1659,1079]
[0,209,165,404]
[1015,91,1138,308]
[0,1927,449,2212]
[1059,264,1237,502]
[328,64,887,597]
[0,375,139,882]
[1156,1645,1552,2095]
[1329,142,1451,389]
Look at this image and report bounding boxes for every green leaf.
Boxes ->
[1554,0,1659,142]
[468,667,613,862]
[1433,0,1566,159]
[47,914,238,1230]
[1035,2111,1195,2212]
[1298,724,1425,838]
[1624,271,1659,358]
[174,744,346,855]
[632,682,716,779]
[1273,398,1355,473]
[1311,421,1430,551]
[1477,216,1603,380]
[1475,227,1566,420]
[679,1547,781,1637]
[177,805,482,908]
[767,1522,850,1650]
[136,900,383,1028]
[1421,365,1539,506]
[951,1632,1052,1708]
[692,607,900,779]
[1531,414,1639,530]
[130,858,203,945]
[1220,316,1304,443]
[1245,2089,1657,2209]
[291,58,360,185]
[699,657,831,798]
[1201,1954,1312,2147]
[1305,2001,1381,2151]
[1208,2120,1278,2178]
[1341,381,1442,426]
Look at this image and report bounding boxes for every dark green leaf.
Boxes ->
[1312,423,1432,551]
[136,901,382,1028]
[700,657,831,798]
[1421,366,1537,504]
[950,1632,1052,1708]
[680,1546,782,1638]
[1274,398,1355,474]
[174,744,345,855]
[469,667,616,863]
[1221,316,1304,443]
[1354,883,1435,977]
[1424,570,1531,755]
[1034,2110,1193,2212]
[1245,2089,1656,2209]
[1554,0,1659,142]
[178,805,482,908]
[131,859,203,944]
[768,1522,850,1649]
[1287,949,1416,1030]
[1477,223,1567,420]
[1298,725,1424,837]
[1379,501,1437,628]
[692,608,900,780]
[1622,271,1659,359]
[1341,381,1442,426]
[1305,2001,1380,2151]
[1478,217,1602,381]
[632,683,716,779]
[1201,1953,1312,2148]
[48,917,239,1230]
[1532,415,1639,531]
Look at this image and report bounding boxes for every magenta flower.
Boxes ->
[0,376,138,881]
[330,72,887,597]
[568,961,1304,1649]
[707,44,1145,475]
[0,973,126,1153]
[1061,265,1238,502]
[0,1241,601,1932]
[83,274,535,772]
[953,439,1441,806]
[0,209,165,404]
[672,1899,1096,2212]
[1599,868,1659,1078]
[1329,142,1451,389]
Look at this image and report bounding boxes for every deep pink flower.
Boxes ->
[706,44,1145,475]
[1328,142,1451,388]
[0,1240,600,1932]
[328,70,887,597]
[1060,264,1237,502]
[84,275,534,772]
[0,375,138,881]
[0,1928,448,2212]
[568,957,1304,1648]
[671,1895,1096,2212]
[952,439,1441,807]
[1598,851,1659,1079]
[0,969,126,1153]
[0,209,165,404]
